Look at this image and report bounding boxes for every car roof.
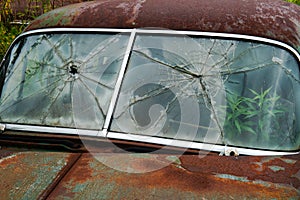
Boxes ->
[24,0,300,51]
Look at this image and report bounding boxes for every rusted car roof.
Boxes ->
[25,0,300,51]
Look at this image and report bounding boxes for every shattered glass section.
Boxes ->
[112,35,228,145]
[111,34,300,151]
[0,33,129,129]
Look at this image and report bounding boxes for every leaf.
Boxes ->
[249,88,259,96]
[262,87,272,98]
[241,125,256,135]
[227,113,233,121]
[272,109,285,114]
[234,120,241,134]
[244,112,258,119]
[267,110,276,117]
[258,120,263,133]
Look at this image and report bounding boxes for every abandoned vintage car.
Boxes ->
[0,0,299,199]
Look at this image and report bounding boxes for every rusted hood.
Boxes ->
[24,0,300,51]
[1,149,299,199]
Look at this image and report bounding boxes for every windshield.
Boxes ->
[0,31,299,152]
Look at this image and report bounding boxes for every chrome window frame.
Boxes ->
[0,28,299,156]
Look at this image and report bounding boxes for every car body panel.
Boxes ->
[0,150,79,199]
[24,0,300,52]
[0,147,299,199]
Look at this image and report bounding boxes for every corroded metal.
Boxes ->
[0,138,299,199]
[0,151,80,199]
[45,153,300,199]
[24,0,300,51]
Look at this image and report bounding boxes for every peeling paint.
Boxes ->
[215,173,298,191]
[126,0,147,24]
[116,0,147,24]
[268,165,285,172]
[280,158,297,164]
[214,174,249,182]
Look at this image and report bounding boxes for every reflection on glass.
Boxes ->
[111,34,300,151]
[1,31,299,151]
[0,33,129,129]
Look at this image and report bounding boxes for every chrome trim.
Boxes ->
[18,28,132,37]
[103,29,137,133]
[107,132,299,156]
[4,124,104,137]
[13,28,124,43]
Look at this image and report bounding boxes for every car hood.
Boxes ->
[0,148,299,199]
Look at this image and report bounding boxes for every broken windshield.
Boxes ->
[111,34,300,151]
[0,32,129,129]
[0,30,299,151]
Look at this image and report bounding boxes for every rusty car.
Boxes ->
[0,0,299,199]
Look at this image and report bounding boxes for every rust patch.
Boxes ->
[179,154,300,190]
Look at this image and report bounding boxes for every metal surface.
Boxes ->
[0,141,299,199]
[44,152,299,199]
[24,0,300,51]
[0,150,79,199]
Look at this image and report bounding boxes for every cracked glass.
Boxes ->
[0,32,129,129]
[111,34,300,151]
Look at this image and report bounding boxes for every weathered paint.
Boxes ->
[24,0,300,51]
[0,151,79,199]
[0,133,299,199]
[180,154,300,190]
[43,153,300,199]
[0,141,299,199]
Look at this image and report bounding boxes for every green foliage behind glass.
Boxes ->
[222,87,293,149]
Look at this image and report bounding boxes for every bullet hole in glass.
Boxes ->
[69,65,78,75]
